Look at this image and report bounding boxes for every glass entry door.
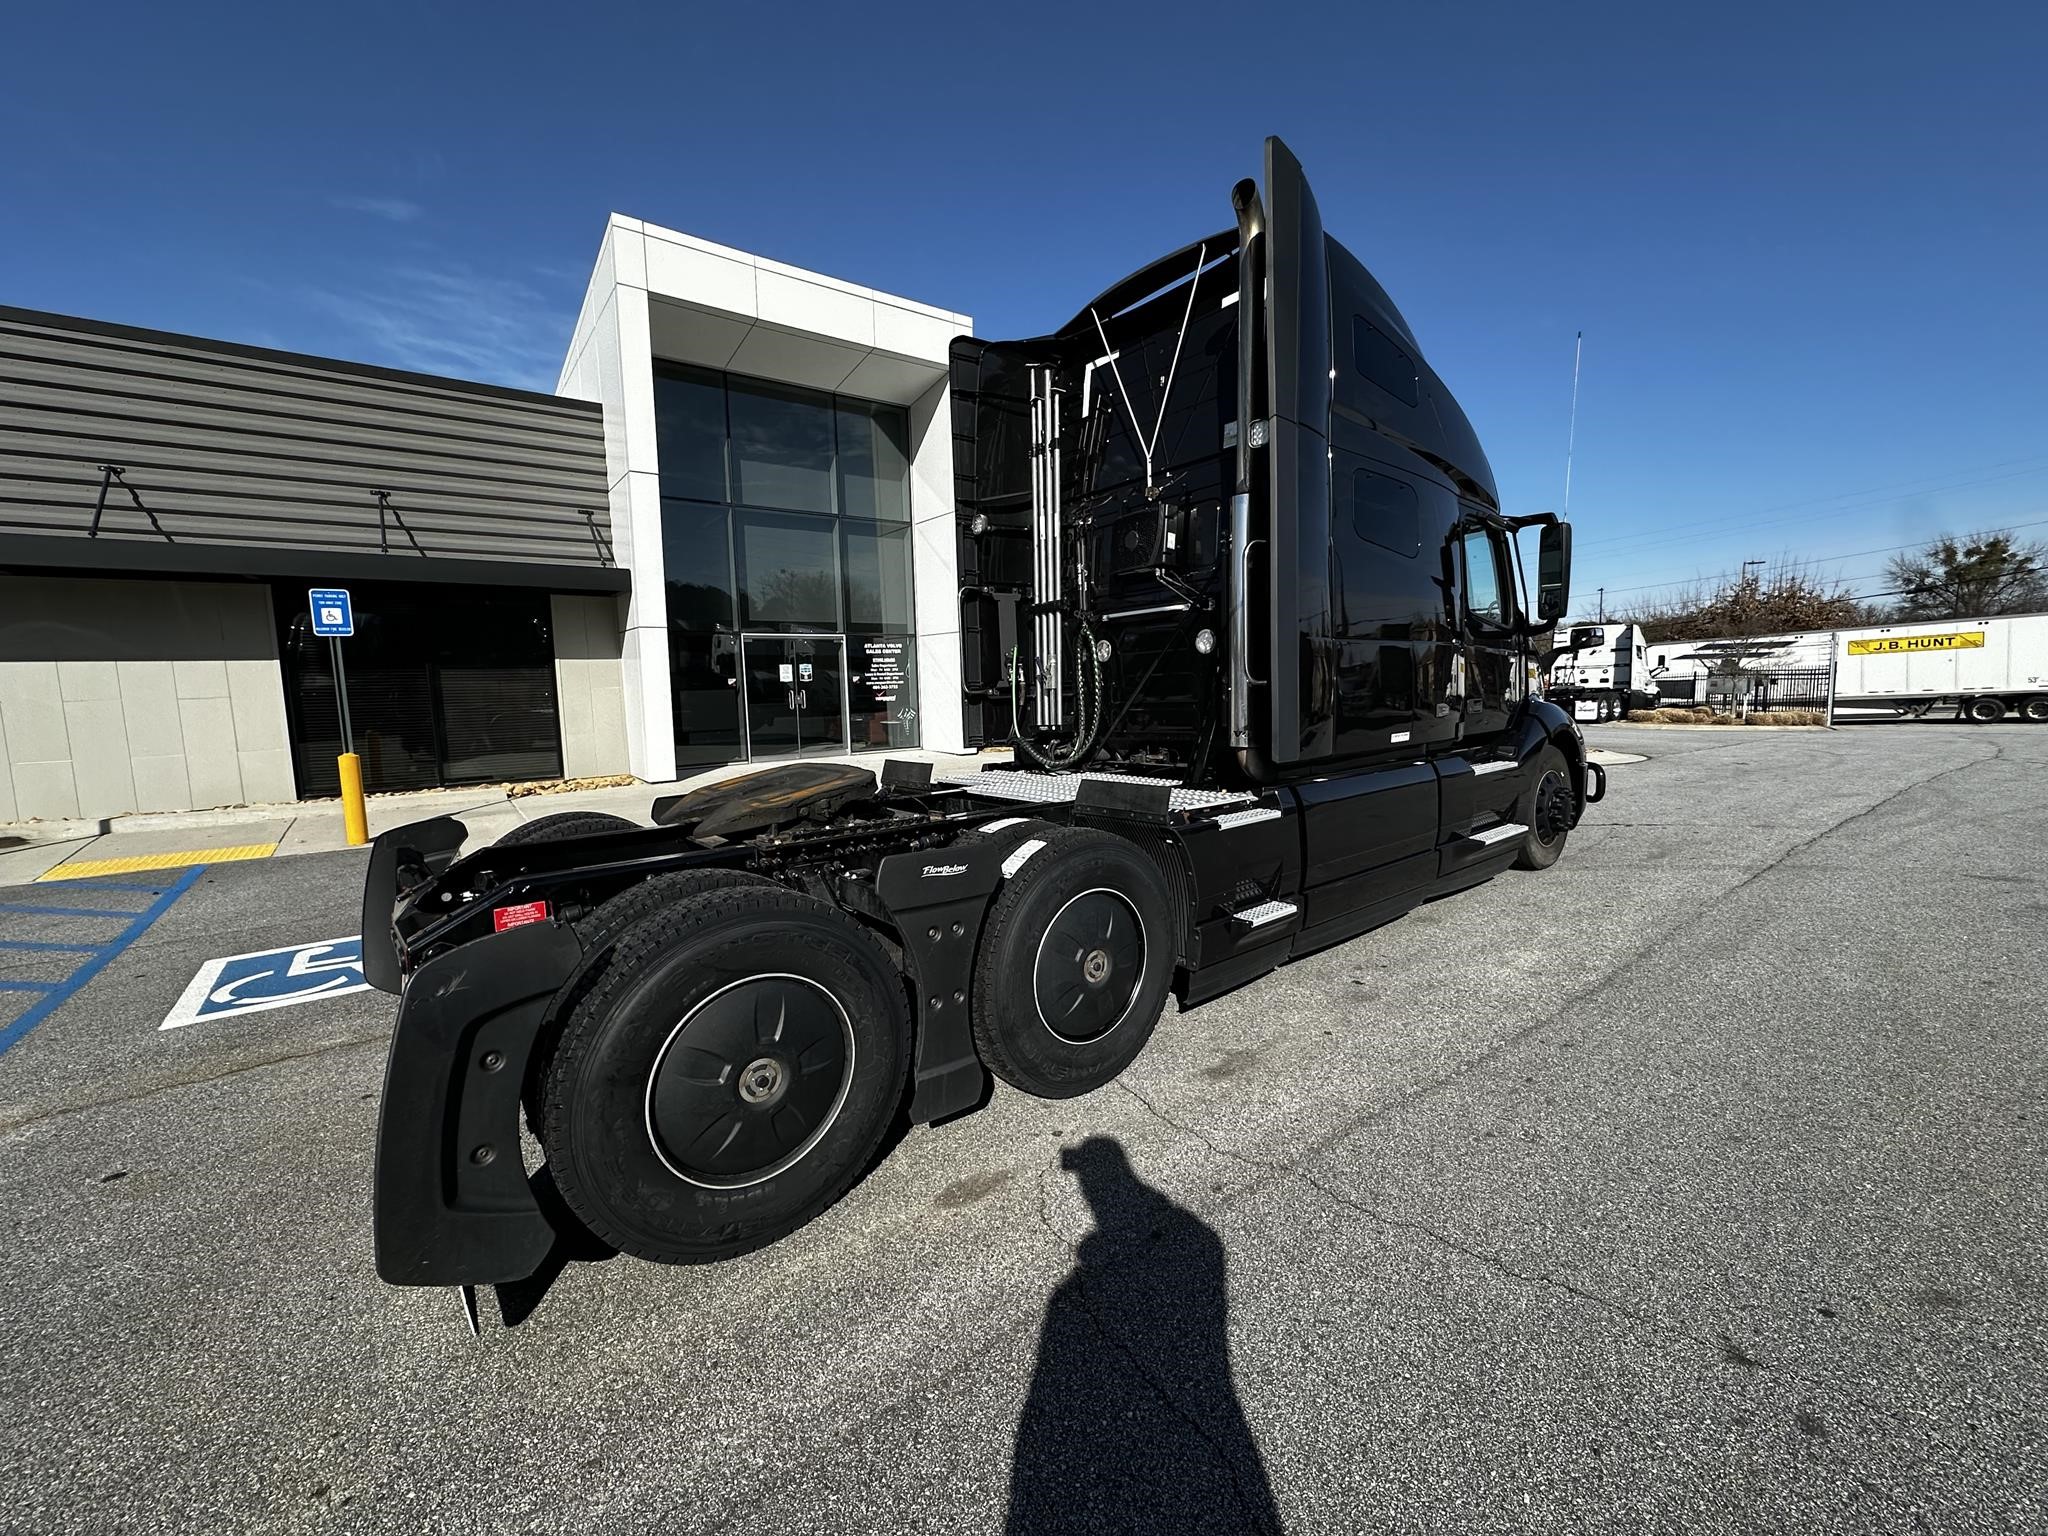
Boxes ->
[741,634,848,758]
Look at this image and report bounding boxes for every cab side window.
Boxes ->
[1460,527,1507,626]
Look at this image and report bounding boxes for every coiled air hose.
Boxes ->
[1011,622,1106,771]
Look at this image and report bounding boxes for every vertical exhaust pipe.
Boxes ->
[1228,177,1267,765]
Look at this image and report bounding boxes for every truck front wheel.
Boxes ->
[971,828,1175,1098]
[540,887,909,1264]
[1515,746,1575,872]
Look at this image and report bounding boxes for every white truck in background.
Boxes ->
[1833,613,2048,721]
[1545,623,1660,720]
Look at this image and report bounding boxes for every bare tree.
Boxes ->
[1883,531,2048,619]
[1629,559,1873,642]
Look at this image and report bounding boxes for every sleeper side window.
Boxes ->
[1353,316,1419,408]
[1351,467,1420,557]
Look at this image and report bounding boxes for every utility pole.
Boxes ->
[1597,586,1605,623]
[1735,561,1769,721]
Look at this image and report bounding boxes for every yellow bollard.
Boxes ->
[338,752,369,847]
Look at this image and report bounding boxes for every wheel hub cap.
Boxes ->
[1533,770,1573,845]
[1035,890,1145,1044]
[737,1056,787,1107]
[645,975,854,1188]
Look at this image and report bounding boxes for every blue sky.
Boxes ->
[5,1,2044,613]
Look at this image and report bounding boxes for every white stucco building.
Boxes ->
[556,217,972,783]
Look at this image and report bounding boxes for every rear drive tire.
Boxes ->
[496,810,638,846]
[541,886,909,1264]
[1966,697,2007,723]
[524,867,774,1137]
[2022,696,2048,723]
[970,827,1175,1099]
[1515,745,1575,872]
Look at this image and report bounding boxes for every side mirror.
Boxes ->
[1537,522,1572,623]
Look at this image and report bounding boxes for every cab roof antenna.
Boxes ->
[1562,330,1583,516]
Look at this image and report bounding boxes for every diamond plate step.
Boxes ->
[1210,806,1282,830]
[1228,899,1298,929]
[1462,821,1528,847]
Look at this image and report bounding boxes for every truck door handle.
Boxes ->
[799,690,808,708]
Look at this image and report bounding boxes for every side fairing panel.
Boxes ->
[1262,138,1335,766]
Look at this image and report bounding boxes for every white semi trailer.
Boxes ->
[1833,614,2048,721]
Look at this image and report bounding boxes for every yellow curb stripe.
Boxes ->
[37,843,279,881]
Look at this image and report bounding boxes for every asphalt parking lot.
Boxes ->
[2,725,2043,1534]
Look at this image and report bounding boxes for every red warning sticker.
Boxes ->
[492,901,551,933]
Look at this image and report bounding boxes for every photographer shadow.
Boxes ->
[1006,1136,1283,1536]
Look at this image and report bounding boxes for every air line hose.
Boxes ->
[1011,623,1106,771]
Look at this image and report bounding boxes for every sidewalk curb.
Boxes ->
[0,748,1004,867]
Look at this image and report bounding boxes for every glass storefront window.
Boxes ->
[661,499,734,631]
[736,509,841,630]
[842,522,914,634]
[837,400,910,522]
[652,365,919,759]
[670,629,743,767]
[728,378,835,514]
[849,634,918,750]
[654,369,727,504]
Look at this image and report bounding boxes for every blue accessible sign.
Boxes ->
[309,588,354,637]
[160,936,369,1031]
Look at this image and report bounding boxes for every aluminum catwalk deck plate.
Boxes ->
[939,770,1255,814]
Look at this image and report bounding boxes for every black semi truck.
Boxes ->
[364,138,1602,1299]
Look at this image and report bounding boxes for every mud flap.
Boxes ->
[372,922,582,1286]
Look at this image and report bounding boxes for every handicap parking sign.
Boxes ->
[160,936,369,1030]
[309,587,354,637]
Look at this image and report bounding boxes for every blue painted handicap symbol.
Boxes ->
[161,936,369,1030]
